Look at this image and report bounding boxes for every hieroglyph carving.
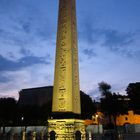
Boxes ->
[48,119,85,140]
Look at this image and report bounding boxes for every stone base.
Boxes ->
[48,119,85,140]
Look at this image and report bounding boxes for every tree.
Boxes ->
[0,98,17,132]
[99,82,128,129]
[0,87,97,126]
[0,97,17,122]
[98,81,112,98]
[126,82,140,111]
[80,91,97,119]
[17,89,97,125]
[109,93,128,128]
[98,81,112,117]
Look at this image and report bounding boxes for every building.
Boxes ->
[18,86,53,106]
[116,110,140,126]
[90,110,140,127]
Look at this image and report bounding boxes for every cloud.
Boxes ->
[80,21,134,48]
[0,0,57,50]
[79,20,138,59]
[0,64,54,99]
[102,30,134,50]
[0,0,140,100]
[22,21,31,34]
[20,48,32,56]
[0,54,50,72]
[83,49,97,59]
[78,20,101,44]
[88,87,100,101]
[0,74,10,83]
[79,17,134,43]
[87,82,128,101]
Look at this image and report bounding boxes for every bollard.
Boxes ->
[22,131,26,140]
[41,130,44,140]
[88,132,92,140]
[32,131,36,140]
[10,133,14,140]
[118,133,123,140]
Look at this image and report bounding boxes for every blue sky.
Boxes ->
[0,0,140,100]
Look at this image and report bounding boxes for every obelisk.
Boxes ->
[52,0,80,115]
[48,0,85,139]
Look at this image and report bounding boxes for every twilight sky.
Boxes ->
[0,0,140,100]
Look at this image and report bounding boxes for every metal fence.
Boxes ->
[0,132,48,140]
[1,126,140,140]
[88,132,140,140]
[1,132,140,140]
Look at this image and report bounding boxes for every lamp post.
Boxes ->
[96,115,99,134]
[21,117,24,127]
[21,117,24,123]
[21,117,25,140]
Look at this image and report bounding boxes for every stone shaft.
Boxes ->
[52,0,81,114]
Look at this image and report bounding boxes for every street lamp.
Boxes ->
[21,117,24,121]
[96,115,99,134]
[21,117,26,140]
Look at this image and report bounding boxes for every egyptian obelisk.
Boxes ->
[52,0,80,115]
[48,0,85,139]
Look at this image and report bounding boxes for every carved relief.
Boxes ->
[70,0,81,113]
[48,119,85,140]
[56,0,68,106]
[59,99,65,109]
[59,89,66,98]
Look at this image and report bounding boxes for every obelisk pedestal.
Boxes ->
[48,0,85,139]
[48,119,85,140]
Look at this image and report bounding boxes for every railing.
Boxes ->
[0,132,48,140]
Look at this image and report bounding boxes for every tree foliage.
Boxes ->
[0,90,96,126]
[98,82,128,128]
[98,81,111,98]
[126,82,140,111]
[80,91,96,119]
[0,98,17,126]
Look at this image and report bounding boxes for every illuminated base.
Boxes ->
[48,119,85,140]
